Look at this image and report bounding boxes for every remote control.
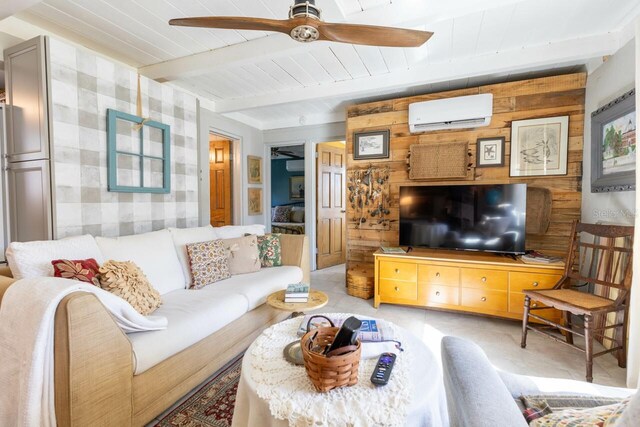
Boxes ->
[370,352,396,386]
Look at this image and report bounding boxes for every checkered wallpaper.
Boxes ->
[48,38,199,239]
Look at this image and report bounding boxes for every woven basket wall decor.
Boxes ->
[408,142,469,180]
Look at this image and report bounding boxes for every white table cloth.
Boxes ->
[231,314,449,427]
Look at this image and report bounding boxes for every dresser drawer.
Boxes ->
[425,284,459,306]
[510,272,562,293]
[379,279,418,301]
[379,261,417,282]
[418,265,459,286]
[461,268,508,291]
[509,293,557,315]
[461,288,508,312]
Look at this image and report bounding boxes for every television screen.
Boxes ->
[399,184,527,254]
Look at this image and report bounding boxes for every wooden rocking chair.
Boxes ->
[520,220,634,383]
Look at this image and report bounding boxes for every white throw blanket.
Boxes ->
[0,277,168,427]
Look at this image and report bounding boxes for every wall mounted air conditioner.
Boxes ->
[286,159,304,172]
[408,93,493,133]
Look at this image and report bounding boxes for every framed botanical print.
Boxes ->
[247,156,262,184]
[353,130,390,160]
[476,137,505,167]
[510,116,569,177]
[289,176,305,200]
[591,89,636,193]
[248,188,263,216]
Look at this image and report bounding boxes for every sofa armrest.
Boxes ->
[279,234,310,284]
[54,293,134,426]
[441,336,527,427]
[0,267,16,305]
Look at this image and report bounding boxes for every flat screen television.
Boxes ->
[399,183,527,255]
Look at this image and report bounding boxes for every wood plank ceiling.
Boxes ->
[11,0,640,129]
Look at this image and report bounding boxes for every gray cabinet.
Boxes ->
[6,160,53,242]
[4,36,51,162]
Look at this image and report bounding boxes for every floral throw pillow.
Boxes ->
[531,399,629,427]
[98,260,162,316]
[186,239,231,289]
[51,258,101,286]
[257,234,282,267]
[272,206,292,223]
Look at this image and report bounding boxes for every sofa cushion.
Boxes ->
[95,230,185,295]
[128,289,249,374]
[214,224,265,239]
[530,399,629,427]
[168,226,219,288]
[222,235,261,275]
[186,239,231,289]
[51,258,101,286]
[6,235,104,280]
[98,260,162,316]
[257,234,282,267]
[202,265,303,310]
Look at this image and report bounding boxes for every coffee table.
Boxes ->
[231,314,448,427]
[266,289,328,364]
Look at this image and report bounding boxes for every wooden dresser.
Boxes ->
[374,249,565,322]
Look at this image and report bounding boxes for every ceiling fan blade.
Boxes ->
[318,22,433,47]
[169,16,294,35]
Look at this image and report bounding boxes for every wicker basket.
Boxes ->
[301,327,361,392]
[346,266,374,300]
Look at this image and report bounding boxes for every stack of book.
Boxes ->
[521,251,563,264]
[284,283,310,303]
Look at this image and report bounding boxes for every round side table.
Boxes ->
[266,289,329,365]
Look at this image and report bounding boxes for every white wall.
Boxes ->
[582,40,636,225]
[198,106,265,226]
[263,122,346,271]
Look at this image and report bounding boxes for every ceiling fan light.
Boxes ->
[291,25,320,43]
[289,1,322,20]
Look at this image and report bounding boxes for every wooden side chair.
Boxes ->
[520,220,634,383]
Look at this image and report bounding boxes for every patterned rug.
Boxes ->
[154,353,244,427]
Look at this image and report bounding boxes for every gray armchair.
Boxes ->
[441,336,638,427]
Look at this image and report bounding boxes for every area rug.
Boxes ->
[154,352,244,427]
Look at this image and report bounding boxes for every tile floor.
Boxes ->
[149,264,628,425]
[313,264,627,388]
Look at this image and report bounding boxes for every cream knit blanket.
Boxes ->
[0,277,167,426]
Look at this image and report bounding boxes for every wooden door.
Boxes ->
[316,144,346,269]
[209,136,232,227]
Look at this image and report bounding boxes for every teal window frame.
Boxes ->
[107,109,171,193]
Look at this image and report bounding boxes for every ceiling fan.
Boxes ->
[271,147,303,159]
[169,0,433,48]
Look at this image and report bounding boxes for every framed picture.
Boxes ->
[247,156,262,184]
[247,188,263,216]
[353,130,390,160]
[289,176,305,200]
[476,137,505,168]
[510,116,569,177]
[591,89,636,193]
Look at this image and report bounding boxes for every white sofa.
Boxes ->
[1,225,310,426]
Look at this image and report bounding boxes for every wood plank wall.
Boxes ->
[345,73,586,271]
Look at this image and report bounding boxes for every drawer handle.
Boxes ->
[532,303,538,308]
[435,291,441,296]
[533,282,539,287]
[481,297,487,302]
[394,287,399,291]
[436,272,441,277]
[481,277,487,282]
[395,269,399,273]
